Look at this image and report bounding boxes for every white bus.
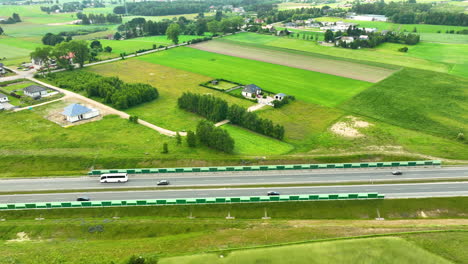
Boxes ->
[100,173,128,183]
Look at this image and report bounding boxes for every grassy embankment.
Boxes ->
[0,197,467,263]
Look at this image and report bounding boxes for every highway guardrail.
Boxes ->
[88,160,441,175]
[0,193,384,210]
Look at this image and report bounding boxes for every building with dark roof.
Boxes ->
[23,85,47,98]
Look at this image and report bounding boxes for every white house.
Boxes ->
[337,36,355,44]
[0,93,9,103]
[274,93,287,101]
[359,35,369,40]
[242,84,262,98]
[23,85,48,98]
[62,103,100,123]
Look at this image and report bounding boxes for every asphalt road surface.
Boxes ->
[1,182,467,203]
[1,167,467,192]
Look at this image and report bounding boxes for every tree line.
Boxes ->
[352,2,467,26]
[0,13,21,24]
[77,12,122,25]
[258,7,346,24]
[178,92,285,140]
[45,71,159,109]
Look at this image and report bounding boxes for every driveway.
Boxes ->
[0,102,16,110]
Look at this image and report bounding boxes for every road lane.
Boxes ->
[1,182,467,203]
[0,167,467,192]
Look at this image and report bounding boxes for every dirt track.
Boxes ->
[192,40,396,83]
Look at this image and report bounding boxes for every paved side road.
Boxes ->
[1,167,467,192]
[1,182,467,203]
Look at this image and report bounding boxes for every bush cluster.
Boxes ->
[46,71,158,109]
[196,120,234,153]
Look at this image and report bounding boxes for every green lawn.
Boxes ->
[0,104,236,177]
[340,68,468,140]
[137,47,373,107]
[160,237,452,264]
[223,124,294,155]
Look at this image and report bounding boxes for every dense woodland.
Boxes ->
[45,71,158,109]
[178,93,285,140]
[113,0,276,16]
[352,2,468,26]
[0,13,21,24]
[259,7,346,24]
[196,120,235,153]
[77,12,122,25]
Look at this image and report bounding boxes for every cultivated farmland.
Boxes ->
[192,39,396,82]
[222,33,468,76]
[137,47,373,107]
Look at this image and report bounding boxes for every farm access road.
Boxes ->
[1,167,467,193]
[1,181,468,203]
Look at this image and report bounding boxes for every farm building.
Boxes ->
[62,103,100,123]
[0,93,9,103]
[359,35,369,40]
[23,85,48,98]
[242,84,262,98]
[337,36,355,44]
[274,93,287,101]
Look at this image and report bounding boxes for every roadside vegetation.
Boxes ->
[0,197,467,263]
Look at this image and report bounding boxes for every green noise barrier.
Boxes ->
[88,160,441,176]
[0,193,384,210]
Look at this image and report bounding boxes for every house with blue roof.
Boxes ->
[62,103,100,123]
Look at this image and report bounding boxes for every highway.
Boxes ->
[1,167,467,192]
[1,182,467,203]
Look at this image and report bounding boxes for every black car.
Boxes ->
[157,180,170,185]
[76,197,90,201]
[267,191,280,196]
[391,171,403,175]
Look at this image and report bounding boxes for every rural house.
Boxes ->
[274,93,287,101]
[242,84,262,98]
[0,93,9,103]
[23,85,48,98]
[62,103,100,123]
[336,36,355,45]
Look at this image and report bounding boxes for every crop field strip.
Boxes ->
[191,39,397,83]
[222,33,467,76]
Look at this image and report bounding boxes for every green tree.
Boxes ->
[114,32,122,40]
[68,40,90,68]
[30,46,53,72]
[215,10,223,21]
[12,13,21,22]
[176,132,182,145]
[166,23,181,44]
[186,131,196,147]
[207,20,220,35]
[90,40,102,50]
[324,30,334,42]
[162,142,169,154]
[104,46,112,52]
[0,26,3,35]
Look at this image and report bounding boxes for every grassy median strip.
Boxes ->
[1,177,467,195]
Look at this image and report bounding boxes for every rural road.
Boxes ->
[1,182,467,203]
[1,167,466,192]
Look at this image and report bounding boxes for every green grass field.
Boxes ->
[160,237,452,264]
[0,197,467,264]
[341,68,468,140]
[223,124,294,155]
[86,59,254,132]
[0,104,237,177]
[137,47,373,107]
